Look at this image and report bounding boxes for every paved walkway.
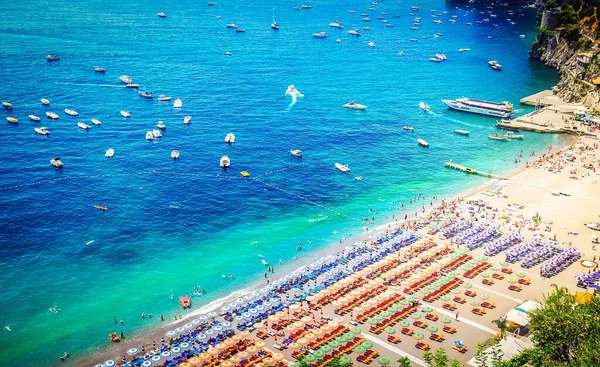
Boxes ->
[429,306,497,335]
[363,334,427,367]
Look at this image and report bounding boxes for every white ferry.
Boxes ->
[441,97,512,118]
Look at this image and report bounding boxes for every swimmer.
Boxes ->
[222,275,228,279]
[5,326,11,332]
[257,254,264,258]
[230,274,235,279]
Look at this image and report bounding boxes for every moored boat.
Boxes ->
[343,101,367,110]
[6,117,18,124]
[125,83,139,89]
[158,12,166,18]
[157,121,166,130]
[120,111,131,118]
[173,99,182,108]
[226,23,238,29]
[225,133,235,143]
[289,149,302,157]
[442,97,512,118]
[240,171,250,177]
[91,119,101,125]
[65,108,79,116]
[506,131,523,139]
[454,129,470,135]
[171,150,180,159]
[152,129,162,138]
[29,114,41,122]
[119,75,132,84]
[50,157,63,168]
[46,111,59,119]
[145,131,154,140]
[2,102,13,110]
[94,66,106,73]
[335,163,350,172]
[35,127,50,135]
[139,91,154,98]
[329,20,344,28]
[41,98,50,106]
[78,122,91,129]
[158,95,171,102]
[220,155,231,168]
[495,119,519,131]
[419,102,430,111]
[183,116,191,124]
[105,148,114,157]
[488,133,508,141]
[418,139,429,147]
[179,296,191,308]
[403,126,415,131]
[313,32,327,38]
[46,54,60,61]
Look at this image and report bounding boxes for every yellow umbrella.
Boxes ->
[238,351,249,359]
[288,342,300,350]
[312,329,323,336]
[255,341,266,348]
[241,330,251,338]
[207,348,219,356]
[233,334,243,341]
[354,306,364,313]
[198,353,211,361]
[275,311,285,318]
[229,356,241,363]
[293,321,305,329]
[286,324,296,332]
[188,357,201,366]
[306,295,315,302]
[320,323,331,332]
[301,315,312,323]
[296,338,308,345]
[273,353,284,361]
[221,362,233,367]
[304,333,316,340]
[264,357,275,365]
[329,321,339,328]
[268,314,279,322]
[179,363,192,367]
[216,343,227,350]
[225,339,235,346]
[335,316,344,323]
[254,322,265,329]
[247,345,258,354]
[289,304,301,311]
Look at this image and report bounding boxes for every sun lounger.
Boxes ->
[443,303,457,311]
[430,333,445,342]
[401,327,414,336]
[443,326,457,334]
[471,308,486,316]
[509,284,522,292]
[492,273,504,280]
[518,278,531,285]
[453,296,466,304]
[481,301,496,309]
[413,320,428,329]
[387,335,401,344]
[452,345,467,353]
[416,342,430,350]
[482,279,494,286]
[425,313,439,321]
[501,267,513,274]
[464,290,477,297]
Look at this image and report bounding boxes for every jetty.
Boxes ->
[444,162,507,180]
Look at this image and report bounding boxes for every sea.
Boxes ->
[0,0,563,365]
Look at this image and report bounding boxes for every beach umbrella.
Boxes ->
[368,318,379,325]
[230,356,242,364]
[451,288,461,294]
[313,350,325,358]
[238,351,249,359]
[427,325,439,332]
[361,340,374,349]
[305,333,316,340]
[305,354,317,363]
[321,344,333,353]
[354,345,367,353]
[207,348,219,356]
[180,342,190,349]
[350,327,362,335]
[378,357,391,366]
[462,282,473,289]
[220,362,233,367]
[247,345,258,354]
[104,361,116,367]
[293,321,305,329]
[175,326,185,333]
[141,361,152,367]
[328,340,340,348]
[232,334,243,341]
[301,315,312,323]
[399,320,410,327]
[205,329,214,336]
[385,326,396,334]
[273,353,284,362]
[161,351,171,358]
[254,322,265,329]
[166,330,177,337]
[151,356,161,362]
[344,332,355,341]
[264,357,276,366]
[313,328,324,336]
[127,348,139,355]
[340,355,352,364]
[171,347,181,354]
[222,321,232,329]
[481,272,490,278]
[224,339,235,347]
[381,310,392,317]
[179,363,192,367]
[423,306,434,312]
[198,353,211,361]
[297,338,308,345]
[268,314,279,322]
[411,313,422,319]
[288,342,300,350]
[286,324,297,333]
[480,294,490,300]
[516,271,527,278]
[256,340,266,348]
[441,295,451,301]
[241,330,251,338]
[414,333,425,340]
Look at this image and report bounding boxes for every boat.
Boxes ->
[506,131,523,139]
[459,48,471,52]
[35,127,50,135]
[348,28,361,36]
[46,54,60,61]
[301,4,314,9]
[271,20,280,30]
[466,22,472,26]
[145,131,154,140]
[454,129,470,135]
[46,111,59,119]
[430,57,443,62]
[343,101,367,110]
[91,119,101,126]
[225,51,233,56]
[105,148,114,158]
[29,114,41,122]
[419,102,430,111]
[410,38,418,42]
[418,139,429,147]
[78,122,91,129]
[220,155,231,168]
[158,95,171,102]
[489,60,502,70]
[289,149,302,157]
[495,120,519,131]
[119,75,132,84]
[487,133,508,141]
[403,126,415,131]
[157,121,166,130]
[125,84,139,89]
[120,111,131,118]
[363,26,370,30]
[336,39,341,43]
[355,176,363,181]
[173,99,182,108]
[368,42,375,47]
[6,117,18,124]
[171,150,180,159]
[208,2,214,5]
[41,98,50,106]
[158,12,166,18]
[225,133,235,143]
[183,116,191,124]
[3,102,13,109]
[442,98,512,118]
[449,19,456,23]
[65,109,79,116]
[240,171,250,177]
[152,129,162,138]
[329,20,344,29]
[363,17,371,21]
[435,54,447,61]
[313,32,327,38]
[335,163,350,172]
[226,23,238,29]
[139,91,154,98]
[293,6,300,10]
[94,66,106,73]
[50,157,63,168]
[385,24,393,27]
[236,29,246,33]
[179,296,191,308]
[262,259,269,266]
[94,205,108,211]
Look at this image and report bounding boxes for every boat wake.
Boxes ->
[284,85,304,107]
[308,215,328,223]
[430,111,481,128]
[55,82,124,88]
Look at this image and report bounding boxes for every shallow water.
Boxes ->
[0,0,562,365]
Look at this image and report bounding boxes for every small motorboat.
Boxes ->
[145,131,154,140]
[506,131,523,139]
[348,28,361,36]
[125,83,139,89]
[173,99,182,108]
[78,122,91,129]
[65,109,79,116]
[454,129,470,135]
[94,66,106,73]
[183,116,191,124]
[418,139,429,147]
[50,157,63,168]
[363,17,371,21]
[289,149,302,157]
[120,111,131,118]
[301,4,314,9]
[495,120,519,131]
[335,163,350,172]
[179,296,191,308]
[368,41,375,47]
[329,20,344,28]
[220,155,231,168]
[139,91,154,98]
[6,117,18,124]
[240,171,250,177]
[171,150,180,159]
[46,54,60,61]
[313,32,327,38]
[355,176,363,181]
[488,133,508,141]
[226,23,238,29]
[46,111,59,119]
[336,39,341,43]
[152,129,162,138]
[105,148,114,158]
[91,119,101,126]
[208,2,214,5]
[41,98,50,106]
[271,21,280,30]
[459,48,471,52]
[158,12,166,18]
[363,26,370,30]
[403,126,415,131]
[419,102,430,111]
[3,102,13,110]
[119,75,132,84]
[29,114,41,122]
[158,95,171,102]
[225,51,233,56]
[35,127,50,135]
[157,121,166,130]
[343,101,367,110]
[95,205,108,211]
[236,29,246,33]
[385,23,393,27]
[225,133,235,143]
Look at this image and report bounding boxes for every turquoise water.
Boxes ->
[0,0,563,365]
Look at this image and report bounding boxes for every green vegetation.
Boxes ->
[297,356,351,367]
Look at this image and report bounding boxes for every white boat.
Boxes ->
[368,41,375,47]
[435,54,446,61]
[183,116,191,124]
[488,133,508,141]
[120,111,131,118]
[337,38,341,43]
[29,114,41,122]
[171,150,180,159]
[157,121,166,130]
[403,126,415,131]
[46,111,59,119]
[329,20,344,28]
[225,133,235,143]
[152,129,162,138]
[459,48,471,52]
[419,102,430,111]
[158,12,167,18]
[355,176,363,181]
[41,98,50,106]
[158,95,171,102]
[146,131,154,140]
[65,109,79,116]
[78,122,91,129]
[139,91,154,98]
[225,51,233,55]
[335,163,350,172]
[489,60,502,70]
[454,129,470,135]
[91,119,102,126]
[50,158,63,168]
[506,131,523,139]
[105,148,114,158]
[348,28,361,36]
[418,139,429,147]
[120,75,132,84]
[442,98,512,118]
[289,149,302,157]
[226,23,239,29]
[46,54,60,61]
[220,155,231,168]
[125,84,139,89]
[430,57,443,62]
[173,99,182,108]
[343,101,367,110]
[34,127,50,135]
[94,66,106,73]
[313,32,327,38]
[364,26,371,30]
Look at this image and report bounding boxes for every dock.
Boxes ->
[444,162,507,180]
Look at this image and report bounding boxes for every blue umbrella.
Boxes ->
[141,361,152,367]
[222,321,232,329]
[184,323,193,329]
[196,334,207,341]
[171,347,181,354]
[192,319,201,325]
[160,351,171,357]
[151,355,161,362]
[104,360,116,367]
[166,330,177,337]
[127,348,139,355]
[176,327,185,333]
[180,342,190,349]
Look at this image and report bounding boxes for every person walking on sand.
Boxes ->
[455,312,459,321]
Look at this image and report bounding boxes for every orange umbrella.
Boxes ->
[188,357,201,366]
[286,324,296,333]
[288,342,300,350]
[263,357,275,365]
[179,363,192,367]
[304,333,316,340]
[216,343,227,350]
[207,348,219,355]
[230,356,241,363]
[241,330,251,338]
[199,353,211,360]
[221,362,233,367]
[273,353,284,361]
[238,351,249,359]
[255,341,266,348]
[232,334,243,341]
[247,346,258,354]
[225,339,235,346]
[254,322,265,329]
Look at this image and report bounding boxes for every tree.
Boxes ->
[397,356,412,367]
[488,343,505,367]
[491,317,508,339]
[433,348,449,367]
[422,350,435,367]
[545,0,558,10]
[473,342,489,367]
[297,356,351,367]
[421,348,464,367]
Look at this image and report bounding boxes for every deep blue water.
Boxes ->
[0,0,562,365]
